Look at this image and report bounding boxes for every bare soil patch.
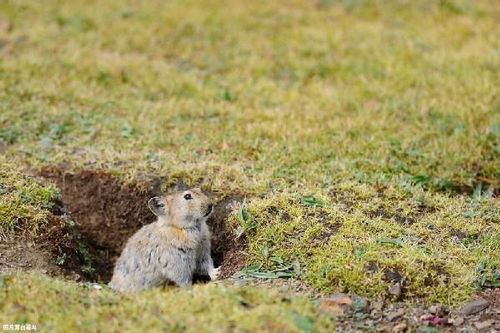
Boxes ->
[40,168,156,282]
[0,236,66,277]
[0,205,95,280]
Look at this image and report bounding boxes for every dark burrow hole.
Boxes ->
[36,168,247,283]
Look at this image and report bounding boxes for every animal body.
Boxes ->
[109,188,219,292]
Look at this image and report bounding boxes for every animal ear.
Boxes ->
[148,197,166,217]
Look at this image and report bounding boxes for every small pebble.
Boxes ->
[451,316,465,326]
[460,298,490,316]
[386,309,405,321]
[389,283,401,297]
[429,304,444,315]
[474,320,494,330]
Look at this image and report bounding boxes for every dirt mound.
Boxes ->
[36,168,246,283]
[0,204,95,280]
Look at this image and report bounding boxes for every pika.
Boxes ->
[109,188,219,292]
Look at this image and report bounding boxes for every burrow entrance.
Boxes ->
[37,168,247,283]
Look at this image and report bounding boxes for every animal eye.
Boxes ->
[184,193,192,200]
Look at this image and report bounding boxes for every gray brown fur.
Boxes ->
[109,188,219,292]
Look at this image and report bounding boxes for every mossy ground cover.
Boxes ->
[0,0,499,331]
[0,273,334,332]
[234,185,499,305]
[0,157,59,237]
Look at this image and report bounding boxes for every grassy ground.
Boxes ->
[0,273,334,332]
[0,0,499,331]
[0,156,59,237]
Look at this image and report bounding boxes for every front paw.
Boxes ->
[209,267,221,280]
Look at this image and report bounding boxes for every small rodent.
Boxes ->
[109,188,219,292]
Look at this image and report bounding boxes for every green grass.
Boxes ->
[0,157,60,236]
[0,0,499,330]
[0,273,334,332]
[1,0,498,193]
[233,186,499,304]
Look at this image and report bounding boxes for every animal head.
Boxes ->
[148,188,213,228]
